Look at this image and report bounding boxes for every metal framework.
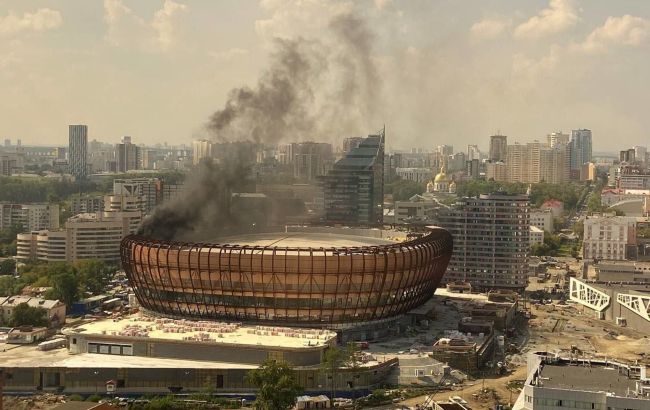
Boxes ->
[121,227,453,326]
[568,278,610,312]
[617,293,650,322]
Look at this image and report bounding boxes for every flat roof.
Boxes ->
[539,364,637,396]
[216,232,394,248]
[0,344,258,369]
[65,314,336,350]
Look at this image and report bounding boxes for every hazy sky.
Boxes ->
[1,0,649,152]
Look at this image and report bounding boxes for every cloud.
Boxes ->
[576,15,650,54]
[151,0,187,50]
[514,0,578,39]
[209,48,249,61]
[470,17,511,41]
[374,0,393,11]
[103,0,187,51]
[0,8,62,36]
[255,0,353,41]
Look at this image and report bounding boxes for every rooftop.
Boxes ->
[64,314,337,350]
[216,232,394,248]
[539,364,637,396]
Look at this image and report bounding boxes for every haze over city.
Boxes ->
[1,0,650,150]
[3,2,650,410]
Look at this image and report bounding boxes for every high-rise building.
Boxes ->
[569,129,592,178]
[634,146,647,165]
[0,154,22,176]
[467,144,480,161]
[486,162,507,182]
[465,159,480,179]
[291,142,333,181]
[489,135,507,162]
[439,193,530,291]
[3,139,9,147]
[437,144,453,157]
[321,129,385,226]
[540,144,569,184]
[342,137,364,154]
[115,136,141,173]
[620,148,636,164]
[192,139,212,165]
[68,125,88,179]
[547,131,569,148]
[507,141,567,184]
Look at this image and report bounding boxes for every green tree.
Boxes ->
[75,260,112,294]
[0,275,19,296]
[51,271,79,306]
[385,178,426,201]
[346,342,362,404]
[10,302,47,327]
[246,358,302,410]
[0,259,16,275]
[321,346,345,405]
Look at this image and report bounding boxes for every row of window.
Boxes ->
[525,396,602,409]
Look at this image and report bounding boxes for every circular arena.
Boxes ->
[121,227,453,327]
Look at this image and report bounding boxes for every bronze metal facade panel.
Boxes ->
[120,228,453,326]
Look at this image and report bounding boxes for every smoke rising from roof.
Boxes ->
[138,10,381,241]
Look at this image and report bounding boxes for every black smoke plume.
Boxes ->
[139,11,380,241]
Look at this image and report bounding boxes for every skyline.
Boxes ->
[1,0,649,150]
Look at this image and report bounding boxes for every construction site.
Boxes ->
[3,256,650,409]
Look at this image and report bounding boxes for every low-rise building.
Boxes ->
[595,261,650,283]
[0,296,66,327]
[529,209,553,233]
[393,195,440,224]
[540,199,564,218]
[583,214,637,261]
[395,167,432,183]
[430,330,495,374]
[7,326,48,344]
[530,226,544,247]
[514,352,650,409]
[568,277,650,334]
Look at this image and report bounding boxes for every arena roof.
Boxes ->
[216,232,395,248]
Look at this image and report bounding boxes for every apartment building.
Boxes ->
[583,214,637,261]
[507,142,568,184]
[529,209,554,233]
[439,193,530,291]
[16,211,140,263]
[0,203,60,231]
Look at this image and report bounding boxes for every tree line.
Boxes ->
[0,260,115,306]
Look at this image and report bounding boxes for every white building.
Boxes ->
[514,352,650,410]
[395,167,431,183]
[16,211,140,263]
[394,195,438,224]
[529,209,554,233]
[583,214,637,261]
[530,226,544,247]
[0,203,60,231]
[0,296,66,327]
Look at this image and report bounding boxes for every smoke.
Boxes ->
[139,10,381,241]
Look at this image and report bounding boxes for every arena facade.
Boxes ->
[121,226,453,332]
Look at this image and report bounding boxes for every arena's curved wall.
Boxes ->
[121,227,453,326]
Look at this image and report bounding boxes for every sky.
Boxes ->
[0,0,649,152]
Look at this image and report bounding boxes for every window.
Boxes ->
[72,338,77,345]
